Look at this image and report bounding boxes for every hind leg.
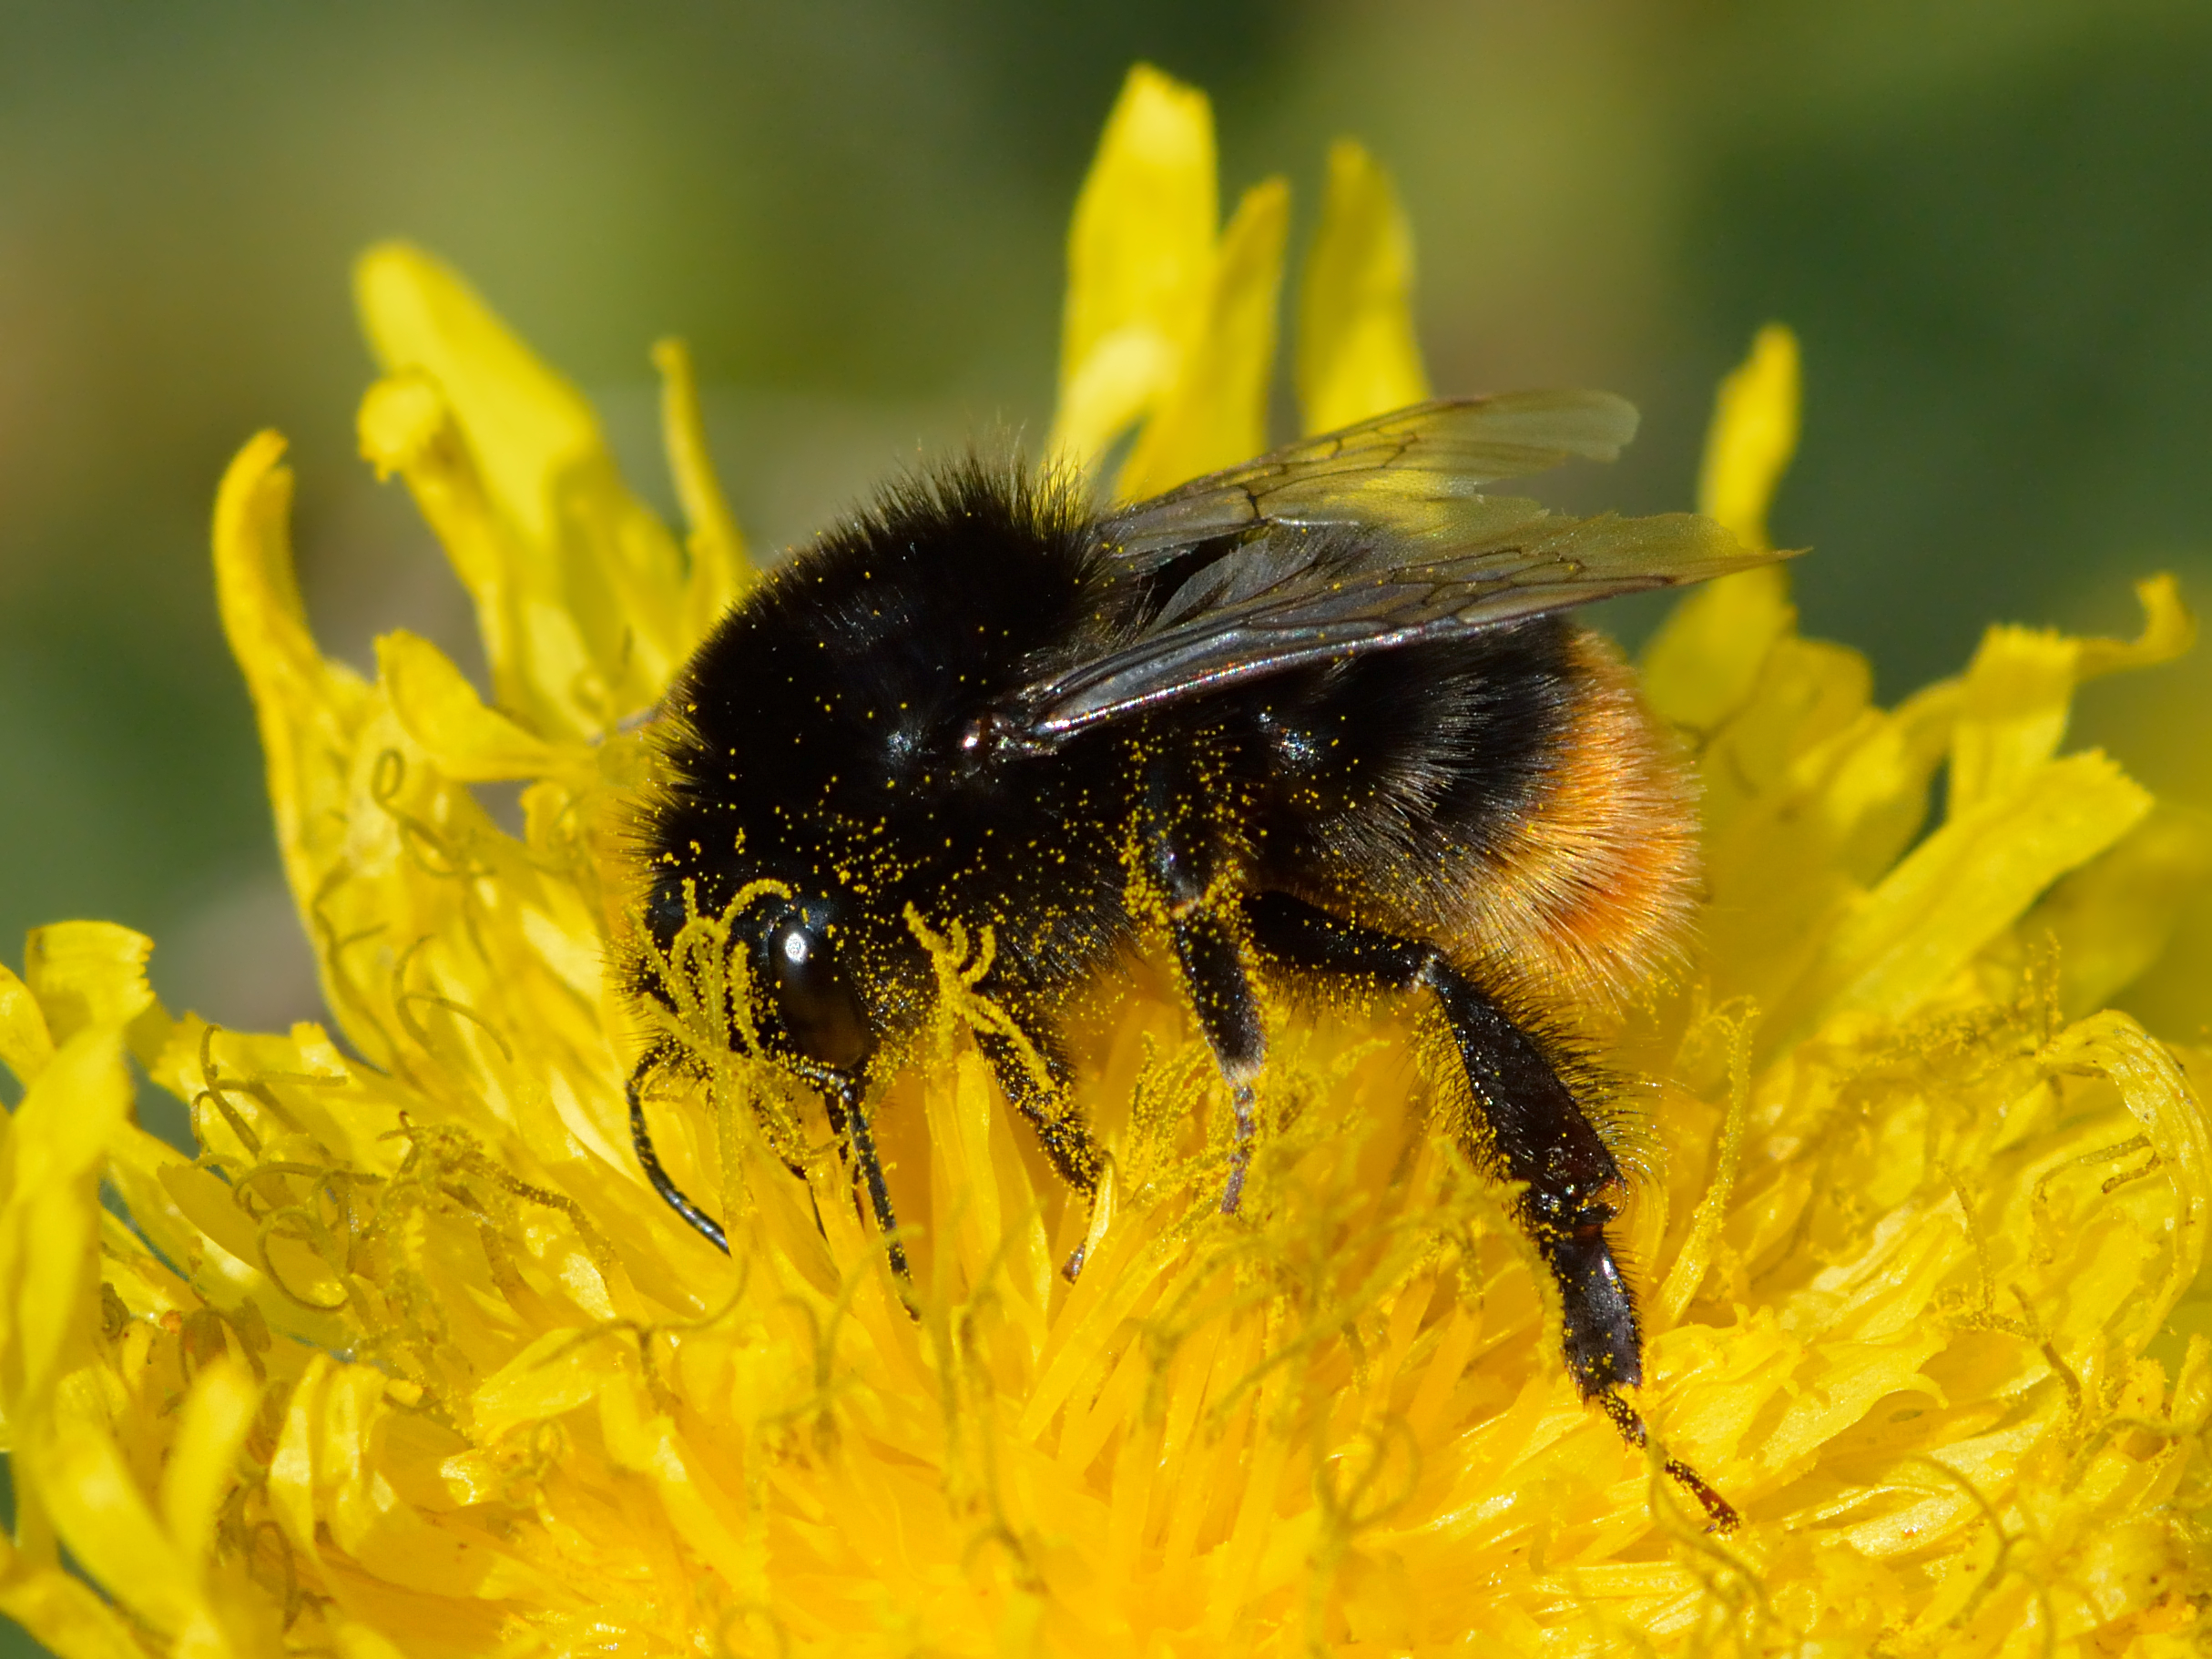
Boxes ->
[1241,891,1737,1531]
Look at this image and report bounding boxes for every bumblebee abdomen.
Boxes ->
[1437,627,1696,1010]
[1246,618,1696,1013]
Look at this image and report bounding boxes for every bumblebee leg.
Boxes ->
[1137,789,1268,1211]
[1241,891,1738,1532]
[975,1028,1109,1278]
[627,1056,729,1255]
[823,1077,912,1282]
[1171,906,1267,1212]
[1246,895,1636,1387]
[627,1057,913,1284]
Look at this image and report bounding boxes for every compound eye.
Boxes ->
[763,907,871,1073]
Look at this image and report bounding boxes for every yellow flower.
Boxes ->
[4,62,2210,1657]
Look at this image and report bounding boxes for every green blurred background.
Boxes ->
[0,1,2209,1642]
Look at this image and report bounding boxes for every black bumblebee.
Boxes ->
[619,392,1768,1528]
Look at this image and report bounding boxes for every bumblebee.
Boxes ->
[619,392,1769,1527]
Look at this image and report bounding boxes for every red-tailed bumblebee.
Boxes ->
[619,392,1769,1528]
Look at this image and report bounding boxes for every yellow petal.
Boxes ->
[1639,561,1795,734]
[97,1126,222,1328]
[2027,805,2212,1018]
[1809,749,2152,1027]
[0,1569,147,1659]
[1296,138,1429,436]
[1051,65,1217,468]
[332,1624,411,1659]
[0,960,56,1087]
[25,1411,198,1639]
[213,434,379,1013]
[594,1377,757,1589]
[212,432,328,697]
[264,1352,329,1555]
[0,1028,131,1426]
[1118,176,1289,500]
[2044,1011,2212,1321]
[1947,624,2082,814]
[1696,322,1800,552]
[354,243,692,728]
[1951,576,2196,816]
[376,629,566,782]
[355,242,606,551]
[220,416,640,1118]
[352,361,605,738]
[22,921,168,1064]
[1644,325,1804,738]
[156,1356,259,1570]
[653,336,751,637]
[2078,571,2196,680]
[474,1328,615,1432]
[212,433,364,796]
[355,370,525,622]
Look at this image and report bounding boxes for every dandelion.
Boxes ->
[3,63,2208,1657]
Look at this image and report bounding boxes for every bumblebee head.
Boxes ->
[639,877,875,1084]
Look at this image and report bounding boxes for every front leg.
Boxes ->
[627,1054,909,1282]
[821,1074,911,1282]
[973,1025,1112,1277]
[1242,891,1738,1531]
[628,1053,729,1254]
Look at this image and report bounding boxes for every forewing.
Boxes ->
[1095,391,1644,571]
[1013,392,1776,740]
[1025,509,1759,738]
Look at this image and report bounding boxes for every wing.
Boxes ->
[1014,394,1776,742]
[1095,390,1645,571]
